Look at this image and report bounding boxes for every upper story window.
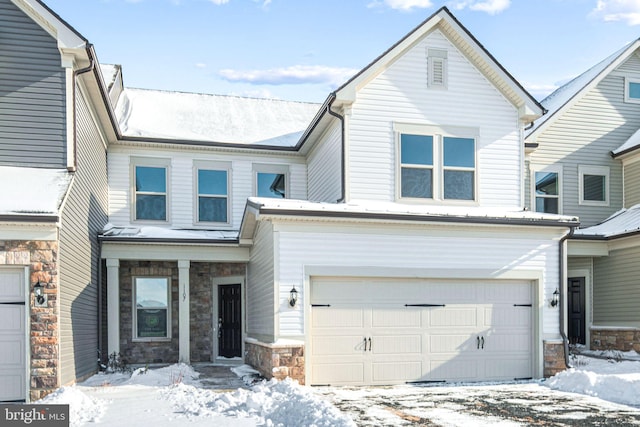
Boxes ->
[427,48,448,89]
[195,161,231,224]
[133,158,170,222]
[579,165,609,206]
[134,277,170,340]
[254,164,288,198]
[625,77,640,103]
[397,124,477,202]
[533,166,562,214]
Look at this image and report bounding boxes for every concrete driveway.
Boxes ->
[315,382,640,426]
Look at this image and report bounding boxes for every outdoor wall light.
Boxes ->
[289,286,298,307]
[550,288,559,307]
[33,281,47,307]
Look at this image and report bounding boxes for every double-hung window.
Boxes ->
[195,161,231,224]
[254,164,288,198]
[397,125,476,202]
[579,165,609,206]
[133,158,170,222]
[533,166,562,214]
[134,277,170,340]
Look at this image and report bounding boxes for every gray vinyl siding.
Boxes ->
[624,160,640,208]
[593,246,640,326]
[526,55,640,226]
[246,221,275,342]
[58,86,108,384]
[0,0,67,167]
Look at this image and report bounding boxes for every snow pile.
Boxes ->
[546,356,640,406]
[39,386,105,426]
[165,378,355,427]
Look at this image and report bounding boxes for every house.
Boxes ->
[0,0,116,401]
[99,6,578,387]
[525,39,640,353]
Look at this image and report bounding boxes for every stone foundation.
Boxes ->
[0,240,59,401]
[543,340,567,377]
[245,340,305,385]
[590,327,640,352]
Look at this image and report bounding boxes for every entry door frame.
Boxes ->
[568,269,591,348]
[212,276,245,362]
[0,266,30,402]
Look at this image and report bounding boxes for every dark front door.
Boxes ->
[218,284,242,358]
[567,277,586,345]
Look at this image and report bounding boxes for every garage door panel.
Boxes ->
[484,334,531,353]
[0,372,26,402]
[312,362,364,385]
[483,282,531,303]
[372,335,421,354]
[0,271,24,302]
[0,337,25,365]
[428,359,479,380]
[484,357,532,379]
[373,361,422,382]
[312,335,366,355]
[371,308,421,328]
[0,269,26,401]
[430,307,478,328]
[484,307,532,327]
[430,334,475,353]
[312,307,364,329]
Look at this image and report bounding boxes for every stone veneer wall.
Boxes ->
[189,263,246,362]
[543,340,567,377]
[119,261,179,364]
[245,340,305,385]
[591,328,640,352]
[0,240,59,401]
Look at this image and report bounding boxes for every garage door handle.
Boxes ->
[477,336,480,349]
[481,336,485,349]
[368,337,372,352]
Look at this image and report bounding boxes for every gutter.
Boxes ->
[99,236,241,245]
[324,94,346,203]
[0,214,59,223]
[559,225,577,370]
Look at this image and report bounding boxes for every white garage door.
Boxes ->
[0,268,27,401]
[310,277,533,386]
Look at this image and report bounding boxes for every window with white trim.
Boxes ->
[625,77,640,103]
[134,277,170,340]
[195,161,231,224]
[532,166,562,214]
[254,164,288,198]
[428,48,448,89]
[132,158,170,222]
[579,165,609,206]
[397,125,477,202]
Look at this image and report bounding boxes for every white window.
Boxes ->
[396,124,477,202]
[254,164,289,198]
[625,77,640,103]
[194,161,231,224]
[579,165,609,206]
[131,157,170,222]
[427,48,448,89]
[532,166,562,214]
[133,277,170,340]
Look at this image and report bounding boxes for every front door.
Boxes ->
[567,277,586,345]
[218,284,241,358]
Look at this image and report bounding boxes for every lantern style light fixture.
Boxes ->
[550,288,560,307]
[289,286,298,307]
[33,281,47,306]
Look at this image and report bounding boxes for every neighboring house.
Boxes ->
[100,7,578,387]
[525,39,640,353]
[0,0,115,401]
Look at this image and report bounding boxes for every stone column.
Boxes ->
[106,259,120,355]
[178,260,190,363]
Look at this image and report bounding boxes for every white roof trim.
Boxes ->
[10,0,86,49]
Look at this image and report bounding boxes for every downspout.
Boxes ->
[325,94,346,203]
[71,44,96,171]
[97,234,104,370]
[559,225,576,369]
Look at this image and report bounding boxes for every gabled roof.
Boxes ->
[114,88,321,148]
[573,204,640,239]
[527,39,640,141]
[613,127,640,157]
[10,0,87,49]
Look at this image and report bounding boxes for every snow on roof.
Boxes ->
[613,127,640,156]
[574,204,640,238]
[101,223,239,241]
[527,42,634,138]
[0,166,71,215]
[114,88,322,147]
[99,64,118,90]
[248,197,579,224]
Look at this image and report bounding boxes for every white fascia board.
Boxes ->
[567,239,609,257]
[0,223,58,241]
[101,241,250,262]
[11,0,86,49]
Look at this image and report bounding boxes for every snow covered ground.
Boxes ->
[38,353,640,427]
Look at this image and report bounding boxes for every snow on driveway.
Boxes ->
[37,353,640,427]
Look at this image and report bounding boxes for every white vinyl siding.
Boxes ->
[346,29,521,208]
[307,121,342,203]
[108,148,307,229]
[593,246,640,327]
[246,221,275,341]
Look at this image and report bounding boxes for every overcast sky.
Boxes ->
[42,0,640,103]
